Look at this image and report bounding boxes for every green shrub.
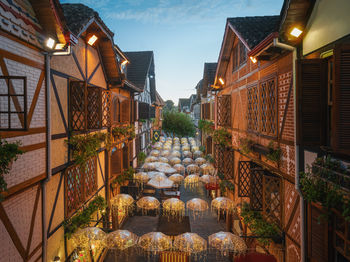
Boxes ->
[162,111,196,137]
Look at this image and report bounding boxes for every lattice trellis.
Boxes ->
[70,81,87,131]
[250,168,263,211]
[102,90,111,127]
[214,144,225,175]
[238,161,251,197]
[223,149,234,179]
[87,86,102,129]
[65,157,97,216]
[263,173,282,225]
[260,78,277,136]
[217,95,231,127]
[247,85,259,131]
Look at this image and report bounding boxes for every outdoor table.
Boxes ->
[157,215,191,236]
[163,190,180,199]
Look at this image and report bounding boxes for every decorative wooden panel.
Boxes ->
[247,85,259,131]
[297,59,327,146]
[111,148,122,175]
[334,44,350,154]
[87,86,102,129]
[102,90,111,127]
[217,95,231,127]
[238,161,252,197]
[259,77,277,136]
[0,76,27,130]
[69,81,87,131]
[223,149,234,179]
[65,157,97,216]
[263,173,282,225]
[214,144,225,175]
[250,168,263,211]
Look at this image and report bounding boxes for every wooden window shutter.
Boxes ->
[297,59,327,146]
[123,145,129,169]
[102,90,111,127]
[111,148,122,175]
[308,203,328,262]
[121,99,130,123]
[69,81,87,131]
[128,140,133,162]
[333,44,350,154]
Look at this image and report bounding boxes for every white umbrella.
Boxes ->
[147,178,174,189]
[147,171,167,180]
[169,173,185,184]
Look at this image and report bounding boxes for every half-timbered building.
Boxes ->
[213,15,300,261]
[0,0,71,261]
[279,0,350,261]
[124,51,156,158]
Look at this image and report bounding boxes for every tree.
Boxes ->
[163,100,176,112]
[162,111,196,137]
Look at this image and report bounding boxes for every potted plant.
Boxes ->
[213,128,231,148]
[198,119,214,135]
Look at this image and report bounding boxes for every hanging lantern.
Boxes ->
[173,164,185,174]
[160,150,171,157]
[136,196,160,215]
[162,198,185,221]
[182,157,193,166]
[147,171,167,181]
[174,233,207,260]
[138,232,172,255]
[169,173,185,184]
[156,162,177,174]
[107,230,138,250]
[72,227,107,254]
[158,157,169,163]
[186,198,209,219]
[111,194,134,216]
[200,164,215,175]
[184,174,200,190]
[195,157,206,166]
[208,231,247,256]
[186,164,199,174]
[147,178,174,189]
[211,197,236,219]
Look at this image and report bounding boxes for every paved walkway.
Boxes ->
[104,183,231,261]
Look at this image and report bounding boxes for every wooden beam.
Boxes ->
[0,127,45,138]
[20,142,46,152]
[25,186,41,259]
[0,49,44,70]
[0,204,26,259]
[27,70,45,127]
[3,173,46,199]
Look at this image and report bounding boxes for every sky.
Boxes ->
[61,0,284,103]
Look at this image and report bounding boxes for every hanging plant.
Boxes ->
[239,138,254,154]
[66,132,106,167]
[240,202,282,246]
[266,141,282,162]
[219,180,235,194]
[0,138,24,200]
[300,156,350,221]
[198,119,214,135]
[139,119,146,123]
[112,125,135,139]
[111,167,135,186]
[64,195,106,238]
[213,128,231,147]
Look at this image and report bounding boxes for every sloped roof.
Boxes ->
[227,16,280,49]
[155,91,165,106]
[124,51,154,91]
[203,63,217,86]
[61,3,113,37]
[178,98,190,108]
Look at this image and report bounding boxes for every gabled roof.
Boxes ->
[155,91,165,106]
[203,63,217,86]
[61,3,113,37]
[178,98,190,109]
[124,51,154,91]
[227,16,280,49]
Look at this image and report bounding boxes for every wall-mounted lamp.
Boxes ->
[250,56,257,64]
[87,34,98,46]
[53,256,60,262]
[290,27,302,38]
[218,77,224,85]
[121,60,128,66]
[46,37,55,49]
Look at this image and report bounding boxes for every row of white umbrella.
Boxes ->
[72,227,247,256]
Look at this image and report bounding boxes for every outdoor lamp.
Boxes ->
[121,60,128,65]
[290,27,302,38]
[53,256,60,262]
[46,37,55,49]
[87,34,98,46]
[250,56,257,63]
[218,77,225,85]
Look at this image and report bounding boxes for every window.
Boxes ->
[0,76,27,130]
[232,41,247,72]
[246,77,277,137]
[65,157,97,216]
[69,81,105,131]
[334,215,350,261]
[217,95,231,127]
